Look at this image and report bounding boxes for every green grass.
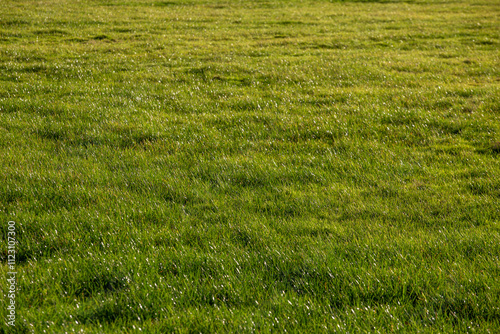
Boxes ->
[0,0,499,332]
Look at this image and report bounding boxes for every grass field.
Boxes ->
[0,0,499,332]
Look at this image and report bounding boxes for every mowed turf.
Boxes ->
[0,0,499,332]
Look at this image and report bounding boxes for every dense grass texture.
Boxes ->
[0,0,499,332]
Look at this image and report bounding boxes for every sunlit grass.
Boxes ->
[0,0,499,332]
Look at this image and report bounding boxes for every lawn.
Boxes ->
[0,0,499,332]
